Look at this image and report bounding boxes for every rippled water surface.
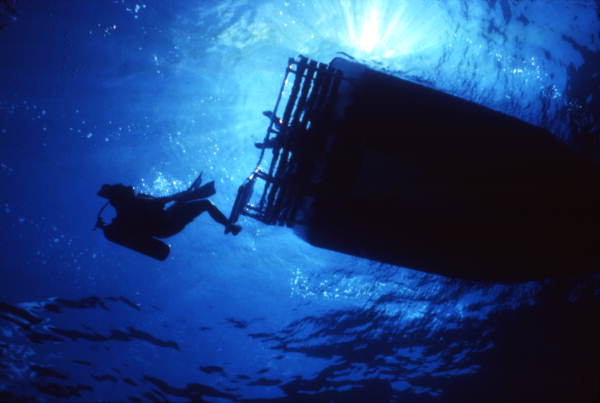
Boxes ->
[1,0,599,401]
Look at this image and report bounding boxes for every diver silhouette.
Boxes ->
[95,174,241,261]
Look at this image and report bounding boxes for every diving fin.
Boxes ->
[190,171,203,190]
[178,173,215,201]
[181,180,216,201]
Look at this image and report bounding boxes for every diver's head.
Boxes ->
[97,184,134,200]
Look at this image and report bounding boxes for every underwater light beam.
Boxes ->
[341,1,408,58]
[357,6,381,53]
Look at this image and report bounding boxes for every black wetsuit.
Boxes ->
[97,181,238,260]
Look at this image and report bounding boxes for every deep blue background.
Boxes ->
[1,0,599,402]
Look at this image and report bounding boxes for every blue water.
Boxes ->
[1,0,599,401]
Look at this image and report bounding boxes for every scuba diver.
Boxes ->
[95,173,241,261]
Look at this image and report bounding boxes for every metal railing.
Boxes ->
[228,55,342,226]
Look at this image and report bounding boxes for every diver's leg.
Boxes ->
[156,201,207,237]
[157,200,240,237]
[200,200,242,235]
[200,200,227,225]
